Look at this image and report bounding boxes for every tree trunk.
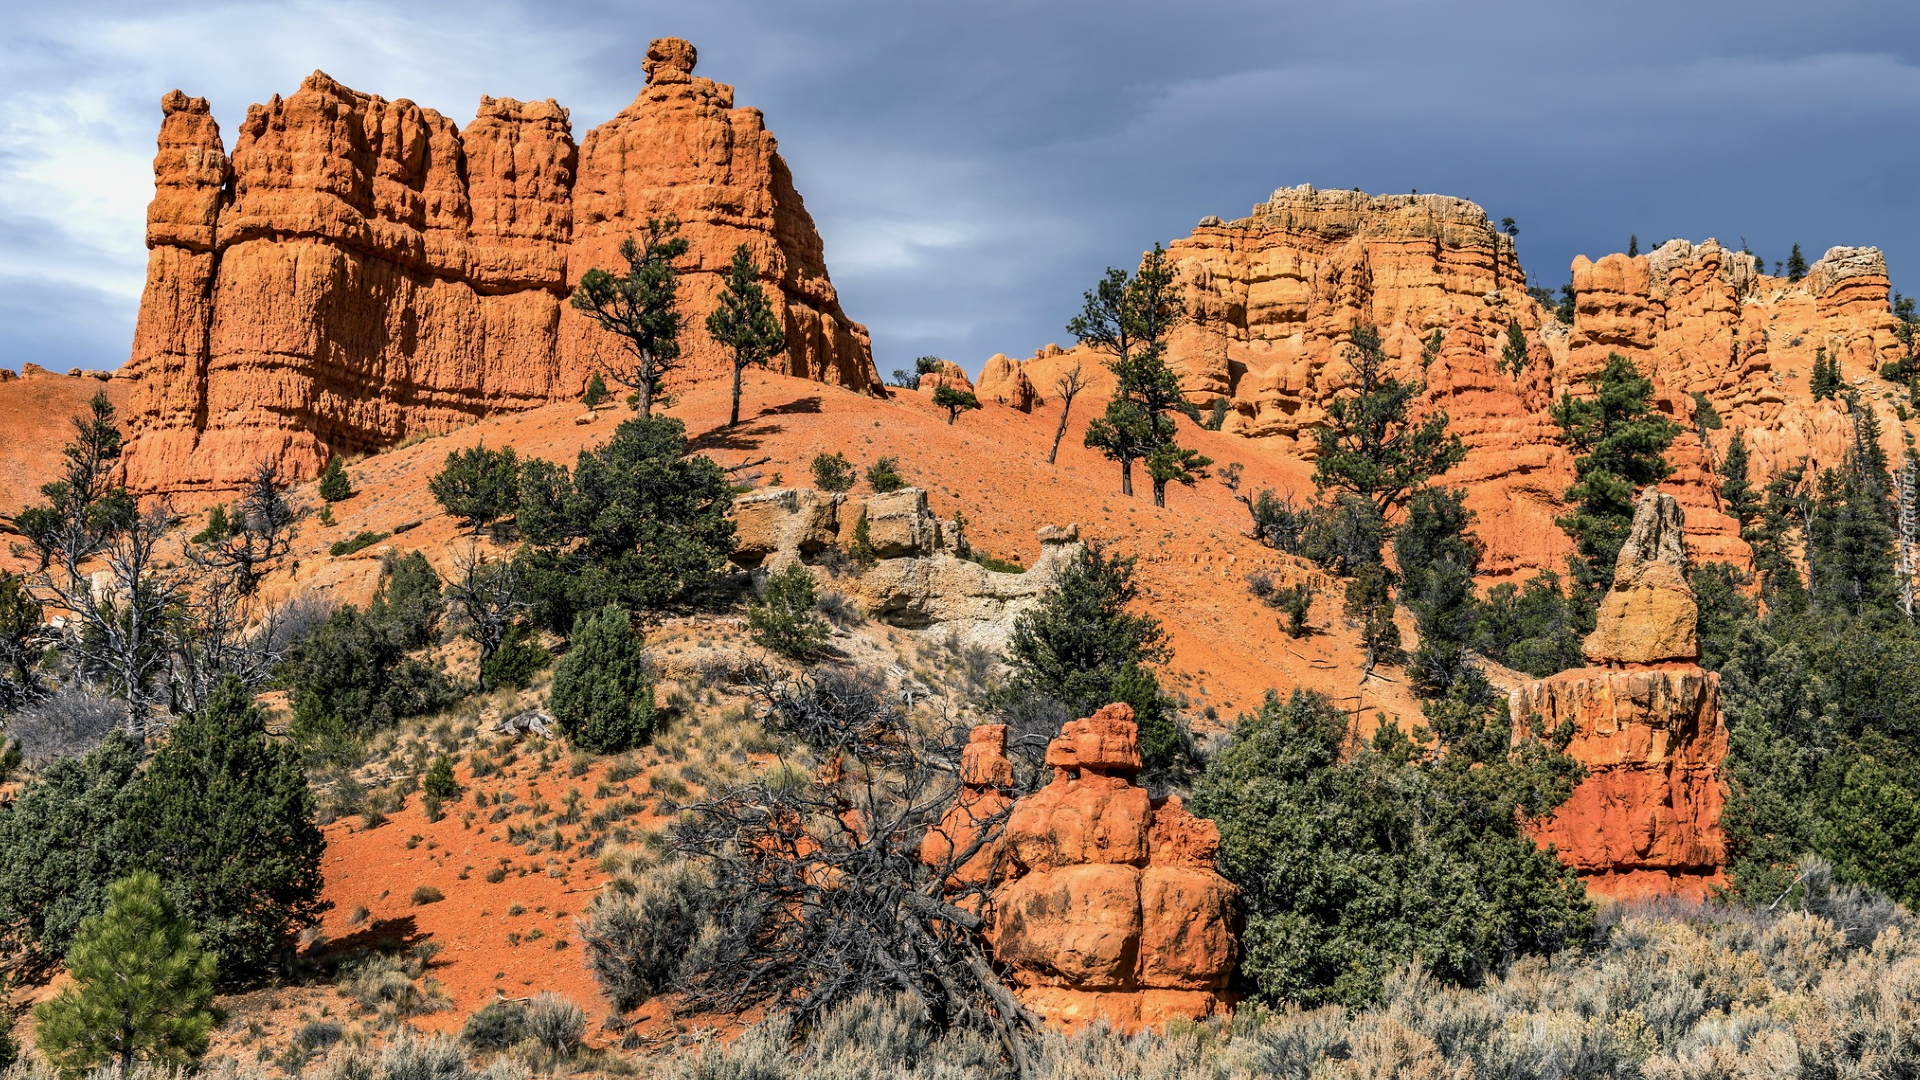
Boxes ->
[1152,480,1166,508]
[1048,393,1077,464]
[729,362,744,428]
[1120,459,1133,496]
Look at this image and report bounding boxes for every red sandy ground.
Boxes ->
[6,366,1423,1049]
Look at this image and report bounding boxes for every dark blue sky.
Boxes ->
[4,0,1917,375]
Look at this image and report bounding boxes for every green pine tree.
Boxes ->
[932,384,982,424]
[1718,430,1759,527]
[550,606,658,753]
[1551,353,1680,612]
[582,371,611,408]
[429,443,521,533]
[705,243,788,428]
[317,456,352,503]
[1313,324,1466,518]
[570,217,690,417]
[34,870,216,1073]
[1002,543,1185,780]
[1787,243,1809,283]
[1810,347,1841,400]
[1395,487,1485,698]
[1499,318,1530,375]
[126,676,327,980]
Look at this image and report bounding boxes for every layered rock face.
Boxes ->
[729,486,1080,645]
[1513,488,1729,899]
[923,706,1239,1029]
[122,39,878,499]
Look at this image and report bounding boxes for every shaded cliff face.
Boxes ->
[121,38,878,500]
[1514,488,1730,899]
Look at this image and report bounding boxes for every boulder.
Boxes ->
[976,353,1040,410]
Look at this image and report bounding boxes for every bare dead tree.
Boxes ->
[190,462,300,595]
[1046,363,1086,465]
[445,544,530,691]
[670,664,1036,1077]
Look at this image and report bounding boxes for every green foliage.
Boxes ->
[581,371,610,408]
[34,871,215,1074]
[1689,392,1722,437]
[0,570,42,709]
[1498,318,1529,375]
[1313,325,1465,517]
[189,505,231,545]
[0,733,140,957]
[1070,244,1194,498]
[1395,487,1484,696]
[811,452,856,493]
[429,443,520,533]
[569,217,690,416]
[514,416,735,632]
[1810,347,1842,400]
[369,551,444,650]
[1554,281,1576,325]
[1474,572,1585,677]
[748,564,830,659]
[864,456,905,493]
[424,755,460,802]
[1247,573,1313,637]
[1627,234,1639,257]
[317,456,352,503]
[1551,353,1679,610]
[1192,689,1591,1008]
[707,243,788,427]
[1145,443,1212,508]
[550,606,657,754]
[848,511,876,567]
[931,384,980,423]
[125,676,326,980]
[328,531,387,557]
[15,391,133,573]
[481,625,549,691]
[1718,430,1759,527]
[1787,242,1809,282]
[1003,543,1185,781]
[1204,397,1229,430]
[279,602,456,745]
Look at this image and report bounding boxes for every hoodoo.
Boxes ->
[1512,487,1730,899]
[120,38,879,500]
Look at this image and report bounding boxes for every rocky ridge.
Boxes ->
[120,38,878,500]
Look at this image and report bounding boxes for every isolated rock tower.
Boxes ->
[1512,487,1730,899]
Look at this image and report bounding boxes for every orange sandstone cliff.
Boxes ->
[924,707,1238,1029]
[121,38,878,500]
[1512,487,1729,900]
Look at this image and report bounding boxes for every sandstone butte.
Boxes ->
[1512,487,1729,901]
[921,706,1238,1030]
[1006,186,1912,585]
[119,37,880,501]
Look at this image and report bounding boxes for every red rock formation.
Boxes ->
[925,705,1238,1030]
[1514,487,1729,899]
[976,354,1039,411]
[121,38,878,500]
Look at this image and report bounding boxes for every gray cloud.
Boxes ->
[3,0,1917,375]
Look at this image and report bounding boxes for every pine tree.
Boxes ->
[550,606,658,753]
[126,676,327,979]
[932,384,981,424]
[1718,430,1759,527]
[33,871,216,1073]
[1787,243,1809,283]
[1002,543,1184,779]
[1396,487,1485,698]
[582,371,610,408]
[705,244,788,428]
[429,443,521,533]
[317,456,352,503]
[1500,318,1529,375]
[1551,353,1680,611]
[1810,347,1842,400]
[1313,324,1466,518]
[0,733,140,958]
[1145,443,1213,507]
[1627,234,1640,257]
[1069,244,1195,498]
[570,217,690,417]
